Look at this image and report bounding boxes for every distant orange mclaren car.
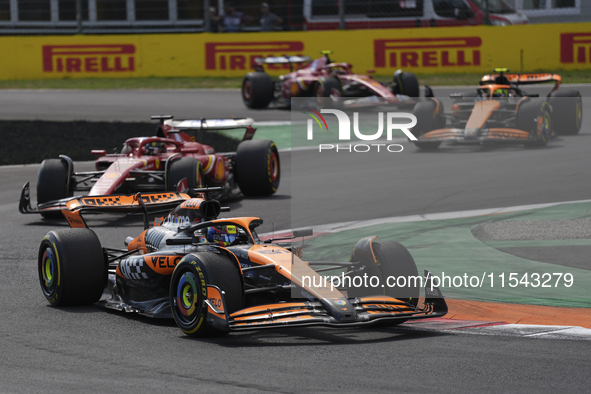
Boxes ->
[411,69,582,150]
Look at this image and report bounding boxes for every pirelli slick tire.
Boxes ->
[170,253,243,337]
[235,140,280,196]
[517,100,552,147]
[38,229,106,306]
[411,99,444,150]
[242,72,274,109]
[348,240,420,309]
[314,76,343,109]
[37,158,70,219]
[549,90,582,135]
[392,71,420,98]
[166,157,203,192]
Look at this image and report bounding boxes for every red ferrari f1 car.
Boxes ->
[37,189,447,337]
[20,116,280,218]
[242,50,420,109]
[411,69,582,150]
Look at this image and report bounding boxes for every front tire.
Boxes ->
[242,72,274,109]
[517,100,552,147]
[37,158,70,218]
[393,71,419,98]
[549,90,582,135]
[348,240,420,308]
[235,140,280,196]
[38,229,106,306]
[314,76,342,109]
[166,157,203,192]
[170,253,243,337]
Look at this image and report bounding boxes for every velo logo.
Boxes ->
[302,107,417,153]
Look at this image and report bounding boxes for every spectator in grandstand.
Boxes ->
[208,7,220,33]
[220,3,251,32]
[259,3,282,32]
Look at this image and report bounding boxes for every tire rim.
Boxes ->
[537,110,551,143]
[269,151,279,183]
[40,247,57,297]
[175,271,200,324]
[243,81,252,100]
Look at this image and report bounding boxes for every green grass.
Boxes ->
[1,69,590,90]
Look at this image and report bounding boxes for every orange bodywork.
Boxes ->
[206,286,227,320]
[66,192,190,212]
[246,244,344,300]
[61,209,87,228]
[465,100,501,129]
[127,231,148,254]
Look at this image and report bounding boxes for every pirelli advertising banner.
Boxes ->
[2,22,591,80]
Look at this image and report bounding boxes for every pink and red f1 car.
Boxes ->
[20,116,280,218]
[242,50,420,109]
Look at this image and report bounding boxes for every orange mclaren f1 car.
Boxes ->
[36,188,447,337]
[411,69,582,150]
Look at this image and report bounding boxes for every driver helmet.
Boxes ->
[493,88,509,97]
[143,142,165,156]
[207,225,238,246]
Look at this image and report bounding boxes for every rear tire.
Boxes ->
[242,72,274,109]
[37,158,70,219]
[235,140,280,196]
[393,71,420,98]
[549,90,582,135]
[517,100,552,147]
[411,99,444,150]
[170,253,243,337]
[166,157,203,192]
[38,229,106,306]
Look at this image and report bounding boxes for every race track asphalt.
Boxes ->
[1,86,590,393]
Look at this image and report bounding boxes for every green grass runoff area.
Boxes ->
[1,69,590,89]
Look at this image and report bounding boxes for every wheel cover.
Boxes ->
[243,81,252,100]
[537,110,551,143]
[175,271,200,322]
[40,247,57,296]
[269,151,279,183]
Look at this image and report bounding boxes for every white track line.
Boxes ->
[277,198,591,235]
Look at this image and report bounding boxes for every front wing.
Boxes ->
[19,181,188,216]
[205,270,447,332]
[419,127,533,144]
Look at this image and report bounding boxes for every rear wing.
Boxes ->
[158,117,257,142]
[255,55,312,65]
[481,73,561,85]
[481,71,561,90]
[163,118,254,130]
[253,55,312,72]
